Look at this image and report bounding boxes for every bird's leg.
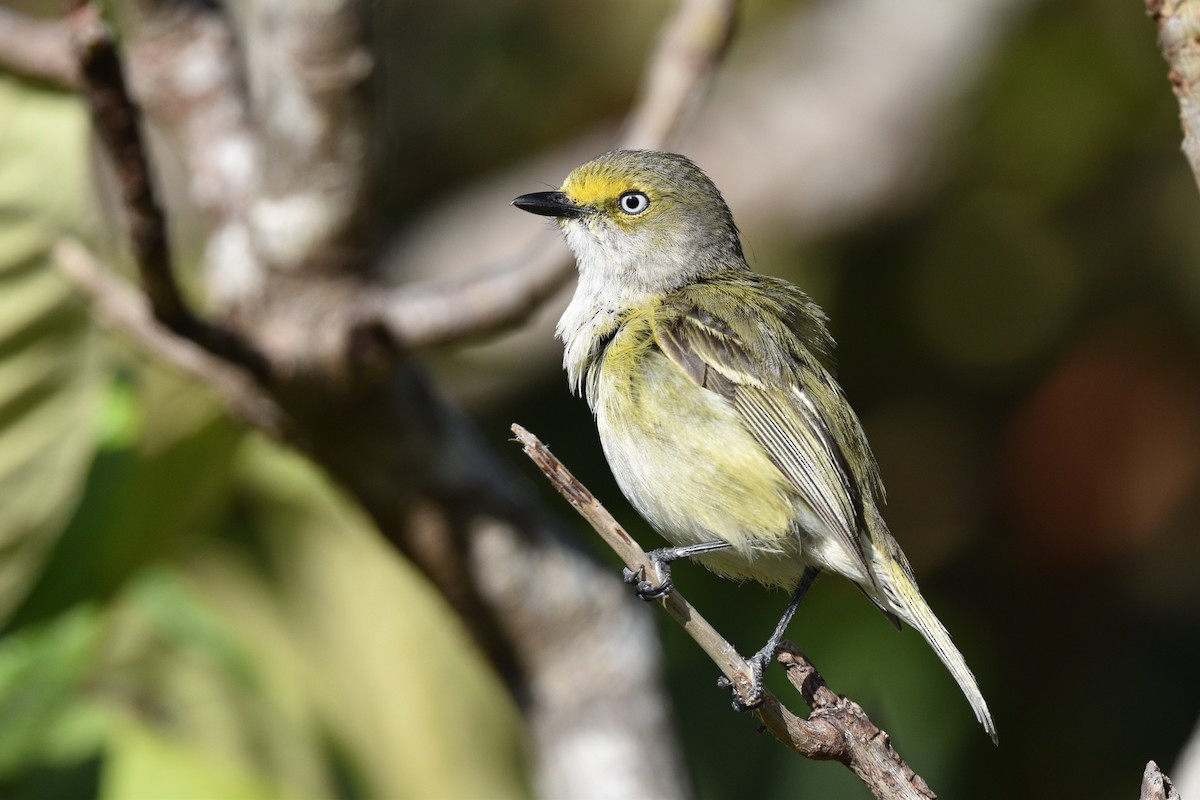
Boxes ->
[623,540,732,600]
[721,566,821,710]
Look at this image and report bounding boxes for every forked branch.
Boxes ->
[63,0,269,381]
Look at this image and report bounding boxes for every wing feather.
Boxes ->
[655,295,873,580]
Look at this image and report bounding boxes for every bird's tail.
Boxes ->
[871,538,997,744]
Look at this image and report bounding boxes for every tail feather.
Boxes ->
[877,556,997,744]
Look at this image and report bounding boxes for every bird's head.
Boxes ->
[514,149,745,293]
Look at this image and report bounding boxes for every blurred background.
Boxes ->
[2,0,1200,798]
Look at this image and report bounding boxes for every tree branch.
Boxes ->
[621,0,739,149]
[1171,711,1200,798]
[369,0,740,354]
[1141,760,1181,800]
[510,423,758,700]
[123,3,265,310]
[0,8,78,88]
[372,239,573,352]
[59,4,696,794]
[771,645,936,798]
[64,1,270,381]
[511,423,937,800]
[1147,0,1200,196]
[235,0,372,272]
[53,238,286,439]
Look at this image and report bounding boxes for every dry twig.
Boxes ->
[1147,0,1200,195]
[53,238,285,438]
[512,423,937,800]
[0,8,78,88]
[1140,760,1181,800]
[621,0,738,148]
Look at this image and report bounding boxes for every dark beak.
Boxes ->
[512,191,587,219]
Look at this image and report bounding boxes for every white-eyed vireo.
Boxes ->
[514,149,995,741]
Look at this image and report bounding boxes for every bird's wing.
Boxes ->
[655,302,872,580]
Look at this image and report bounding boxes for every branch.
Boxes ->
[0,8,78,88]
[1141,761,1180,800]
[771,645,936,798]
[510,423,757,700]
[511,424,936,800]
[369,0,740,353]
[1142,9,1200,789]
[1147,0,1200,196]
[235,0,372,271]
[57,5,695,797]
[620,0,739,149]
[53,238,286,439]
[123,4,264,310]
[64,1,270,381]
[372,239,573,352]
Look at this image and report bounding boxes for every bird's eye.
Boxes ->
[617,191,650,215]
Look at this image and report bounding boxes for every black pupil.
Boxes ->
[622,193,645,212]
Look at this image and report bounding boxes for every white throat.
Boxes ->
[555,220,661,395]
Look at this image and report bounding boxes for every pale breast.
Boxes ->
[591,342,809,587]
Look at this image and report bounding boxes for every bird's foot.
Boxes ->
[715,643,776,712]
[622,541,732,601]
[622,550,674,600]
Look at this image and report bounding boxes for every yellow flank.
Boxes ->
[592,309,805,588]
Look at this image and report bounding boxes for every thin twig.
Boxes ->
[64,0,270,382]
[620,0,739,149]
[773,645,936,799]
[0,8,78,88]
[511,423,758,700]
[511,423,936,800]
[371,0,741,353]
[374,240,572,352]
[1147,0,1200,196]
[1141,760,1181,800]
[54,239,286,438]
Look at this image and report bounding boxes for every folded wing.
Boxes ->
[655,300,873,581]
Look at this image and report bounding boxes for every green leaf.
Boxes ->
[0,606,106,778]
[100,717,300,800]
[0,76,101,623]
[213,435,532,800]
[5,387,244,630]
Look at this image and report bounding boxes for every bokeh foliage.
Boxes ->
[0,71,525,800]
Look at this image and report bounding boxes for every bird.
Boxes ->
[513,148,996,741]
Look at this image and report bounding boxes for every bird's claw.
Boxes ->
[622,565,672,600]
[717,647,774,711]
